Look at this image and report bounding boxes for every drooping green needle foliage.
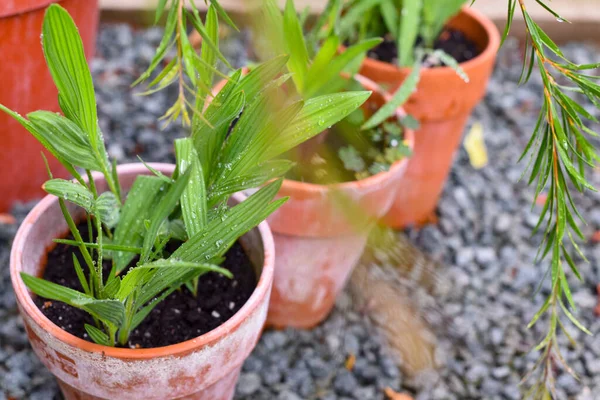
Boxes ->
[337,0,600,397]
[133,0,237,127]
[495,1,600,398]
[0,3,370,347]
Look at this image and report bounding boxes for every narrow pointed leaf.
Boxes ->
[363,58,421,129]
[85,324,110,346]
[283,0,310,92]
[176,138,207,237]
[21,273,124,326]
[43,179,94,212]
[263,92,371,161]
[140,169,191,263]
[398,0,422,66]
[96,192,120,229]
[304,38,382,98]
[42,5,99,147]
[172,180,287,263]
[209,160,294,206]
[112,175,165,272]
[27,111,102,171]
[72,254,91,295]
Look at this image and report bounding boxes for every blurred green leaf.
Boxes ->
[262,92,372,161]
[283,0,310,92]
[398,0,422,66]
[363,57,421,129]
[304,38,381,97]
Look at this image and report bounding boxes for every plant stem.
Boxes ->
[95,212,104,296]
[58,198,98,296]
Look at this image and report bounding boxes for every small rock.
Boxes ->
[475,247,496,265]
[343,333,360,355]
[278,391,303,400]
[334,370,359,396]
[455,247,474,266]
[494,213,512,233]
[236,372,261,396]
[492,366,511,379]
[307,357,330,379]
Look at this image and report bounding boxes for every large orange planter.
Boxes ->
[358,7,500,227]
[11,164,275,400]
[0,0,98,212]
[266,81,415,329]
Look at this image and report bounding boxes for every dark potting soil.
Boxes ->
[34,223,257,348]
[368,28,480,66]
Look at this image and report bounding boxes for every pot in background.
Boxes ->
[266,82,414,329]
[11,163,275,400]
[358,7,500,227]
[0,0,99,212]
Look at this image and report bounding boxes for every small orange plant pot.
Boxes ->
[266,81,414,329]
[357,7,500,227]
[11,164,275,400]
[0,0,98,212]
[211,74,414,329]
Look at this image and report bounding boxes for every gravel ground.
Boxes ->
[1,24,600,400]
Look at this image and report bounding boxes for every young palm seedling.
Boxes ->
[2,3,369,348]
[255,0,413,183]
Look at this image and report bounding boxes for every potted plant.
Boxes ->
[333,0,500,227]
[238,0,415,329]
[0,0,99,212]
[5,3,368,399]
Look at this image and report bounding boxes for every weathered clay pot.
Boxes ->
[11,163,275,400]
[0,0,99,212]
[357,7,500,227]
[210,73,414,328]
[266,79,415,329]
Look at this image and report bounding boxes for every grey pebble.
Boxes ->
[236,372,262,396]
[333,370,359,396]
[277,391,303,400]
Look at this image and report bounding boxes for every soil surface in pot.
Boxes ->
[34,223,257,348]
[368,28,480,66]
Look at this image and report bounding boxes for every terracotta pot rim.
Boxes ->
[10,162,275,360]
[0,0,62,19]
[358,6,501,77]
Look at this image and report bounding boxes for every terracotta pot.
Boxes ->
[210,73,414,328]
[357,7,500,227]
[0,0,99,212]
[11,163,275,400]
[266,81,415,329]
